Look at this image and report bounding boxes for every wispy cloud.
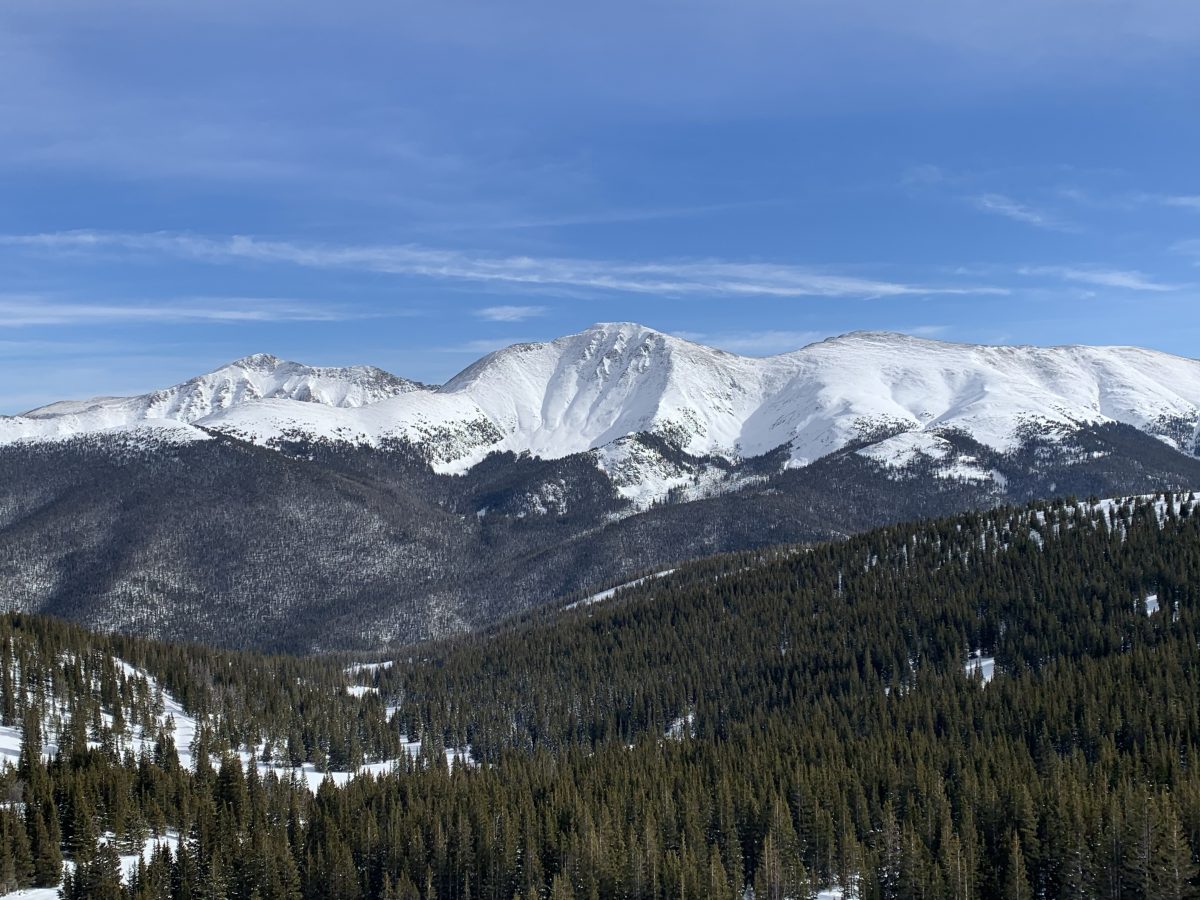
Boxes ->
[1172,238,1200,260]
[1055,188,1200,214]
[906,324,952,337]
[1018,265,1181,292]
[972,193,1072,231]
[0,293,371,327]
[466,201,778,231]
[1162,195,1200,211]
[476,305,547,322]
[0,230,1007,300]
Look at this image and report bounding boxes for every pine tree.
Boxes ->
[75,841,124,900]
[1003,833,1031,900]
[65,780,99,861]
[1147,795,1197,900]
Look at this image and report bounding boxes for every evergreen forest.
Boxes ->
[2,492,1200,898]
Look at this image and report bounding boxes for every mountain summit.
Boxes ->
[4,324,1200,651]
[22,354,422,424]
[5,324,1200,482]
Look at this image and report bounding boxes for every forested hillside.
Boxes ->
[3,492,1200,898]
[3,420,1199,652]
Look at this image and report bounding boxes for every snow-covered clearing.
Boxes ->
[965,652,996,684]
[665,712,695,741]
[116,831,181,882]
[1,657,472,810]
[345,660,394,675]
[0,722,26,768]
[567,569,676,610]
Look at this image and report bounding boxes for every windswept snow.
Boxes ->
[7,325,1200,492]
[0,419,211,448]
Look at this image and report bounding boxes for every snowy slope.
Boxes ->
[443,323,795,458]
[1,353,423,452]
[0,418,212,448]
[203,390,502,468]
[15,353,420,430]
[5,325,1200,481]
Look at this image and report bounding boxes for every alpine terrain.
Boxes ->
[2,324,1199,650]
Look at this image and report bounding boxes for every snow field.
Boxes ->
[6,325,1200,506]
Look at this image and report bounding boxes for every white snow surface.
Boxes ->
[856,431,994,482]
[566,569,676,609]
[118,831,181,883]
[7,325,1200,479]
[2,658,469,804]
[3,354,419,450]
[965,652,996,684]
[23,353,419,422]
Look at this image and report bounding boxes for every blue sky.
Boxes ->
[2,0,1199,411]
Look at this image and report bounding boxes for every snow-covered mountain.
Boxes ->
[5,326,1200,651]
[22,352,420,423]
[4,353,424,446]
[5,324,1200,495]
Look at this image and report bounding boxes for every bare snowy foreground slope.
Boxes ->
[6,324,1200,479]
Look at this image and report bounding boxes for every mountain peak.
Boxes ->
[19,353,420,427]
[227,352,284,370]
[577,321,661,337]
[11,328,1200,479]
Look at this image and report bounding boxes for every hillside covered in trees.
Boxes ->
[3,492,1200,898]
[3,420,1199,653]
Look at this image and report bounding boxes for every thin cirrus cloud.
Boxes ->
[0,293,371,327]
[972,193,1073,231]
[1017,266,1182,292]
[1171,238,1200,260]
[476,305,547,322]
[0,230,1007,299]
[1162,195,1200,211]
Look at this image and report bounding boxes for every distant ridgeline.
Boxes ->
[4,325,1200,653]
[2,492,1200,898]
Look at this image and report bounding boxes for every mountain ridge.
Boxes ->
[6,323,1200,504]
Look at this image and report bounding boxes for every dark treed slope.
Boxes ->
[3,493,1200,897]
[3,421,1200,652]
